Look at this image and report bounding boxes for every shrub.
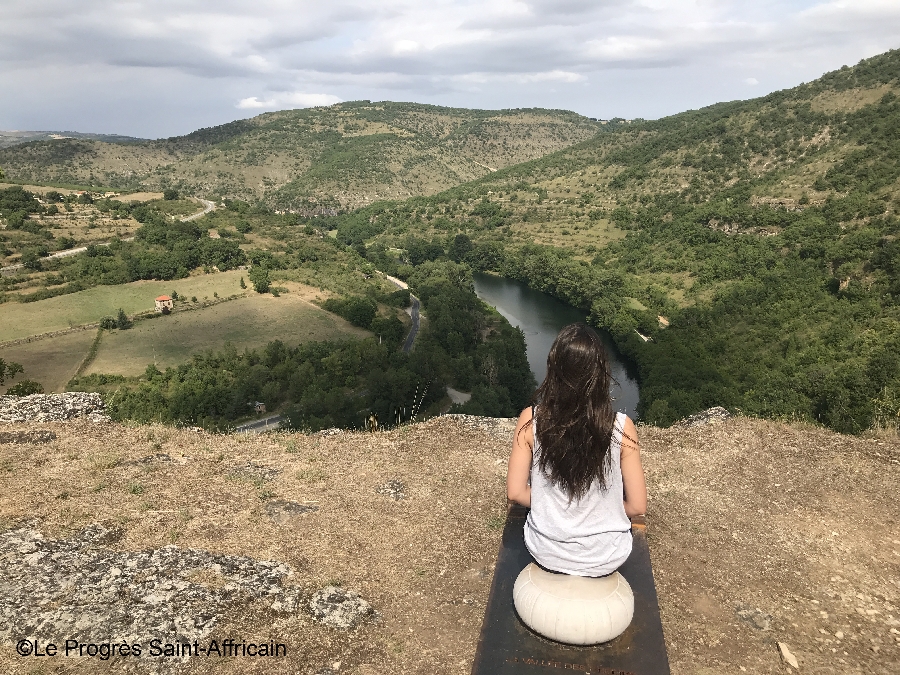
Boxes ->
[7,379,44,396]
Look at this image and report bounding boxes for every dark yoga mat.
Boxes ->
[471,505,670,675]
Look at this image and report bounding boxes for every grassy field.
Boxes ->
[0,270,247,342]
[86,292,369,376]
[0,328,97,393]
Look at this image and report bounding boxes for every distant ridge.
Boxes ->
[0,102,604,209]
[0,130,146,149]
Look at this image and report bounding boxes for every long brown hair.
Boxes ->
[528,323,618,499]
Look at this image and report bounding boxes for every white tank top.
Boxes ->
[524,411,632,576]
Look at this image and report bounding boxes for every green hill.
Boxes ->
[0,102,603,210]
[328,49,900,434]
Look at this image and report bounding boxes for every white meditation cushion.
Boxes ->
[513,563,634,645]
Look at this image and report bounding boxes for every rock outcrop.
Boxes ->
[0,393,109,423]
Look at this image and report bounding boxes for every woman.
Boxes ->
[507,323,647,577]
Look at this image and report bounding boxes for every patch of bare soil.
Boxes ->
[0,415,897,674]
[642,418,900,675]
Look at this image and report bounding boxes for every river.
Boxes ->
[472,273,640,418]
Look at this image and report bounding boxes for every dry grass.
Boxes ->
[641,418,900,675]
[116,192,165,203]
[809,85,895,114]
[0,417,514,675]
[0,415,897,674]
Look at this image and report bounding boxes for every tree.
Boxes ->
[248,265,270,293]
[240,276,247,289]
[449,234,473,262]
[163,189,179,201]
[7,212,25,230]
[0,358,24,385]
[21,250,42,271]
[116,308,132,330]
[370,315,405,345]
[342,297,377,328]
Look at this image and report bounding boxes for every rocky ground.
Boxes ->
[0,408,897,674]
[0,393,109,423]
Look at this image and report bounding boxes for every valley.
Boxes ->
[2,49,900,435]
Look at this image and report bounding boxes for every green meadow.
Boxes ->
[0,270,247,342]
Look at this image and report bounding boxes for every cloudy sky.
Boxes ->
[1,0,898,139]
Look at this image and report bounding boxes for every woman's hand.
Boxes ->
[507,407,534,507]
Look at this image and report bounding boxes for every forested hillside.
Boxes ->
[0,103,603,210]
[320,49,900,434]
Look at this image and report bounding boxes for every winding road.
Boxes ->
[181,198,216,222]
[382,273,420,353]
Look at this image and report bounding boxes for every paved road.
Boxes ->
[182,198,216,222]
[402,295,420,353]
[382,272,420,353]
[1,198,215,275]
[234,414,282,433]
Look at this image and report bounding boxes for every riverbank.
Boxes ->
[472,272,639,416]
[0,414,896,674]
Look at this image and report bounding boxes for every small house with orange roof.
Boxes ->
[155,295,174,313]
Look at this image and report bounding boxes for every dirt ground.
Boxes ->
[0,415,897,674]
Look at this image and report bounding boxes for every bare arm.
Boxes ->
[620,416,647,517]
[507,407,534,507]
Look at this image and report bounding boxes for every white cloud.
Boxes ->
[237,92,342,110]
[452,70,585,86]
[393,40,421,54]
[520,70,585,84]
[0,1,898,137]
[236,97,275,109]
